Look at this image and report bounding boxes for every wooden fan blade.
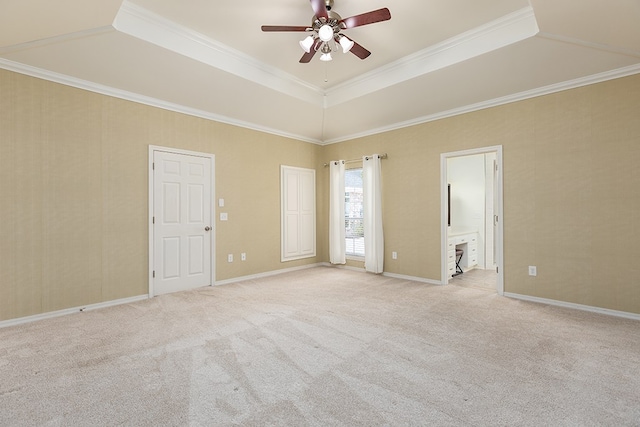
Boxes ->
[349,39,371,60]
[310,0,329,19]
[300,38,321,63]
[261,25,309,32]
[340,8,391,29]
[299,49,319,63]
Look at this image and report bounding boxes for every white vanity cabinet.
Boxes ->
[448,231,478,279]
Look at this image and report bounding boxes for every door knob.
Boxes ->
[205,226,211,231]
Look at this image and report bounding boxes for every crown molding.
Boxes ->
[0,58,323,145]
[322,63,640,145]
[324,6,539,108]
[537,31,640,58]
[113,0,325,108]
[4,58,637,147]
[0,26,115,55]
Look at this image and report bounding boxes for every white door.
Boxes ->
[484,154,497,268]
[153,150,213,296]
[492,158,499,267]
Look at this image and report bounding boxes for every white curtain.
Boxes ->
[363,154,384,273]
[329,160,346,265]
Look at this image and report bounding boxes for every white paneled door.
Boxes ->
[152,150,213,296]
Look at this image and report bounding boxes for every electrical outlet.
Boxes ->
[228,254,233,263]
[528,266,537,276]
[392,251,398,260]
[241,253,246,261]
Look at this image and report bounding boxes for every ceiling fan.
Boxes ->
[261,0,391,63]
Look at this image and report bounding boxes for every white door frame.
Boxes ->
[148,145,216,297]
[440,145,504,294]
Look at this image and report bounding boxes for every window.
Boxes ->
[345,168,364,257]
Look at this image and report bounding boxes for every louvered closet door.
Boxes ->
[281,165,316,261]
[153,151,212,295]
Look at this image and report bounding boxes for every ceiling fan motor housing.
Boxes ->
[312,11,343,33]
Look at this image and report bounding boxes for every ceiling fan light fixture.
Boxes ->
[339,35,354,53]
[261,1,391,63]
[318,24,334,42]
[299,35,314,53]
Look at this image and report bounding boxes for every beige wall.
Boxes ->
[2,69,639,321]
[321,74,640,315]
[0,69,321,321]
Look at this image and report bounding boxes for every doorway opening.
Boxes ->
[440,146,504,294]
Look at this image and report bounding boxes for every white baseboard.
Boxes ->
[0,294,149,329]
[503,292,640,321]
[382,271,443,286]
[1,263,322,328]
[321,262,364,273]
[11,270,634,329]
[322,262,442,286]
[215,263,324,286]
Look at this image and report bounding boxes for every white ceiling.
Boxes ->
[1,0,639,144]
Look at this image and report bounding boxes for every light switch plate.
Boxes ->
[220,212,228,221]
[218,198,225,207]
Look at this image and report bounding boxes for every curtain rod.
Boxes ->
[323,153,387,167]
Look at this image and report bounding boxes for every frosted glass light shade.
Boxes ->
[339,36,354,53]
[299,36,314,53]
[318,25,334,42]
[320,52,333,62]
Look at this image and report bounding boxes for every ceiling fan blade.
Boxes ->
[261,25,309,32]
[309,0,329,19]
[340,8,391,29]
[300,38,321,63]
[299,48,319,63]
[348,39,371,60]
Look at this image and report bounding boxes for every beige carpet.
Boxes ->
[449,268,498,292]
[1,267,639,426]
